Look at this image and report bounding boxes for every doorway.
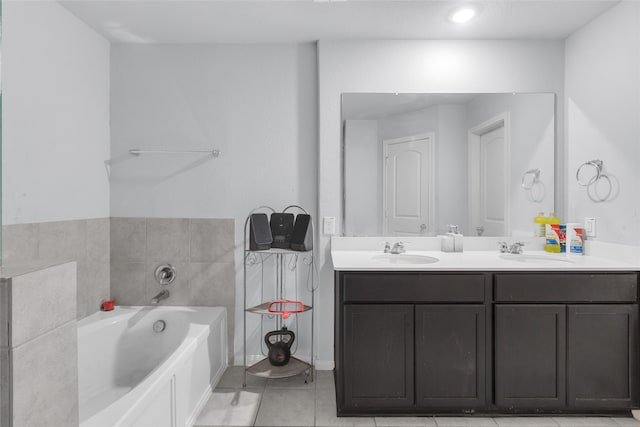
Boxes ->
[382,133,434,235]
[468,113,511,236]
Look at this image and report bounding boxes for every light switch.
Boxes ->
[584,217,596,237]
[323,216,336,235]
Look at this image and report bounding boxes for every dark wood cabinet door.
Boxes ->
[415,305,486,408]
[343,304,414,409]
[495,304,566,408]
[567,304,639,408]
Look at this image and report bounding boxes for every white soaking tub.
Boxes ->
[78,306,227,427]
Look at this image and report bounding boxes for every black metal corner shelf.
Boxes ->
[242,205,315,385]
[246,301,312,316]
[246,356,313,380]
[245,248,312,255]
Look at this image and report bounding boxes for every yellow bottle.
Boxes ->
[544,212,562,252]
[533,212,546,237]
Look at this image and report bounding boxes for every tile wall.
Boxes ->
[0,261,78,427]
[2,219,110,319]
[2,217,235,332]
[110,217,236,357]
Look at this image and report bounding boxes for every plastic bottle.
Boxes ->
[544,212,562,253]
[566,223,584,255]
[534,212,546,237]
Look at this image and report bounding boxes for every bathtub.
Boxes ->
[78,306,227,427]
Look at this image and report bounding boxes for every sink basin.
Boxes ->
[371,254,440,265]
[499,254,576,264]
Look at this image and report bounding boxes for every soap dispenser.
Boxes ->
[440,226,455,252]
[451,225,464,253]
[441,225,463,252]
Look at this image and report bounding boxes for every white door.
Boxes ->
[468,116,510,236]
[383,134,433,235]
[479,126,506,235]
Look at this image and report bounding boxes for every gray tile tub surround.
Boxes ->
[110,217,236,357]
[0,261,79,427]
[11,322,79,427]
[110,217,235,307]
[2,218,111,320]
[1,348,9,427]
[4,261,77,348]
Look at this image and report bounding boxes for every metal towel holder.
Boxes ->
[576,159,612,202]
[521,168,544,203]
[129,148,221,157]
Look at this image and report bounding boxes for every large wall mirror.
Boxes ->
[342,92,555,237]
[1,3,3,262]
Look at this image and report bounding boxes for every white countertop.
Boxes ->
[331,237,640,272]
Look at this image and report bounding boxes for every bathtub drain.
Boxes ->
[153,320,167,333]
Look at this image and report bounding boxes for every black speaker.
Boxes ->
[270,213,294,249]
[249,213,272,251]
[291,214,313,252]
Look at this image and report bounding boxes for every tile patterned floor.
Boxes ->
[194,367,640,427]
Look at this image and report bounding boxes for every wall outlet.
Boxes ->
[323,216,336,235]
[584,217,596,237]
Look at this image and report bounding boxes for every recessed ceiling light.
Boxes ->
[449,6,478,24]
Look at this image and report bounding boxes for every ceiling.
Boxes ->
[58,0,620,44]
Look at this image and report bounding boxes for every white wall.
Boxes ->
[565,0,640,246]
[109,44,318,362]
[110,44,317,220]
[318,40,565,367]
[1,1,110,225]
[344,120,379,236]
[436,104,468,232]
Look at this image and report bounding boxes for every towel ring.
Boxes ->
[576,160,603,187]
[521,168,540,190]
[587,173,612,203]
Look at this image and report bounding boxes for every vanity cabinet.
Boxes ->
[495,304,567,408]
[335,270,640,415]
[336,272,489,414]
[415,305,486,408]
[567,304,638,408]
[494,273,639,411]
[342,304,414,409]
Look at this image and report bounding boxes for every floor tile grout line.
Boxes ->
[251,386,265,427]
[313,374,317,427]
[243,381,267,426]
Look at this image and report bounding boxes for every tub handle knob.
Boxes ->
[155,264,177,286]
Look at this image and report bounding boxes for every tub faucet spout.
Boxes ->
[151,289,170,304]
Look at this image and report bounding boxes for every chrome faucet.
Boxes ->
[384,241,391,253]
[151,289,170,304]
[158,269,170,282]
[155,264,177,286]
[508,242,525,254]
[390,242,405,254]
